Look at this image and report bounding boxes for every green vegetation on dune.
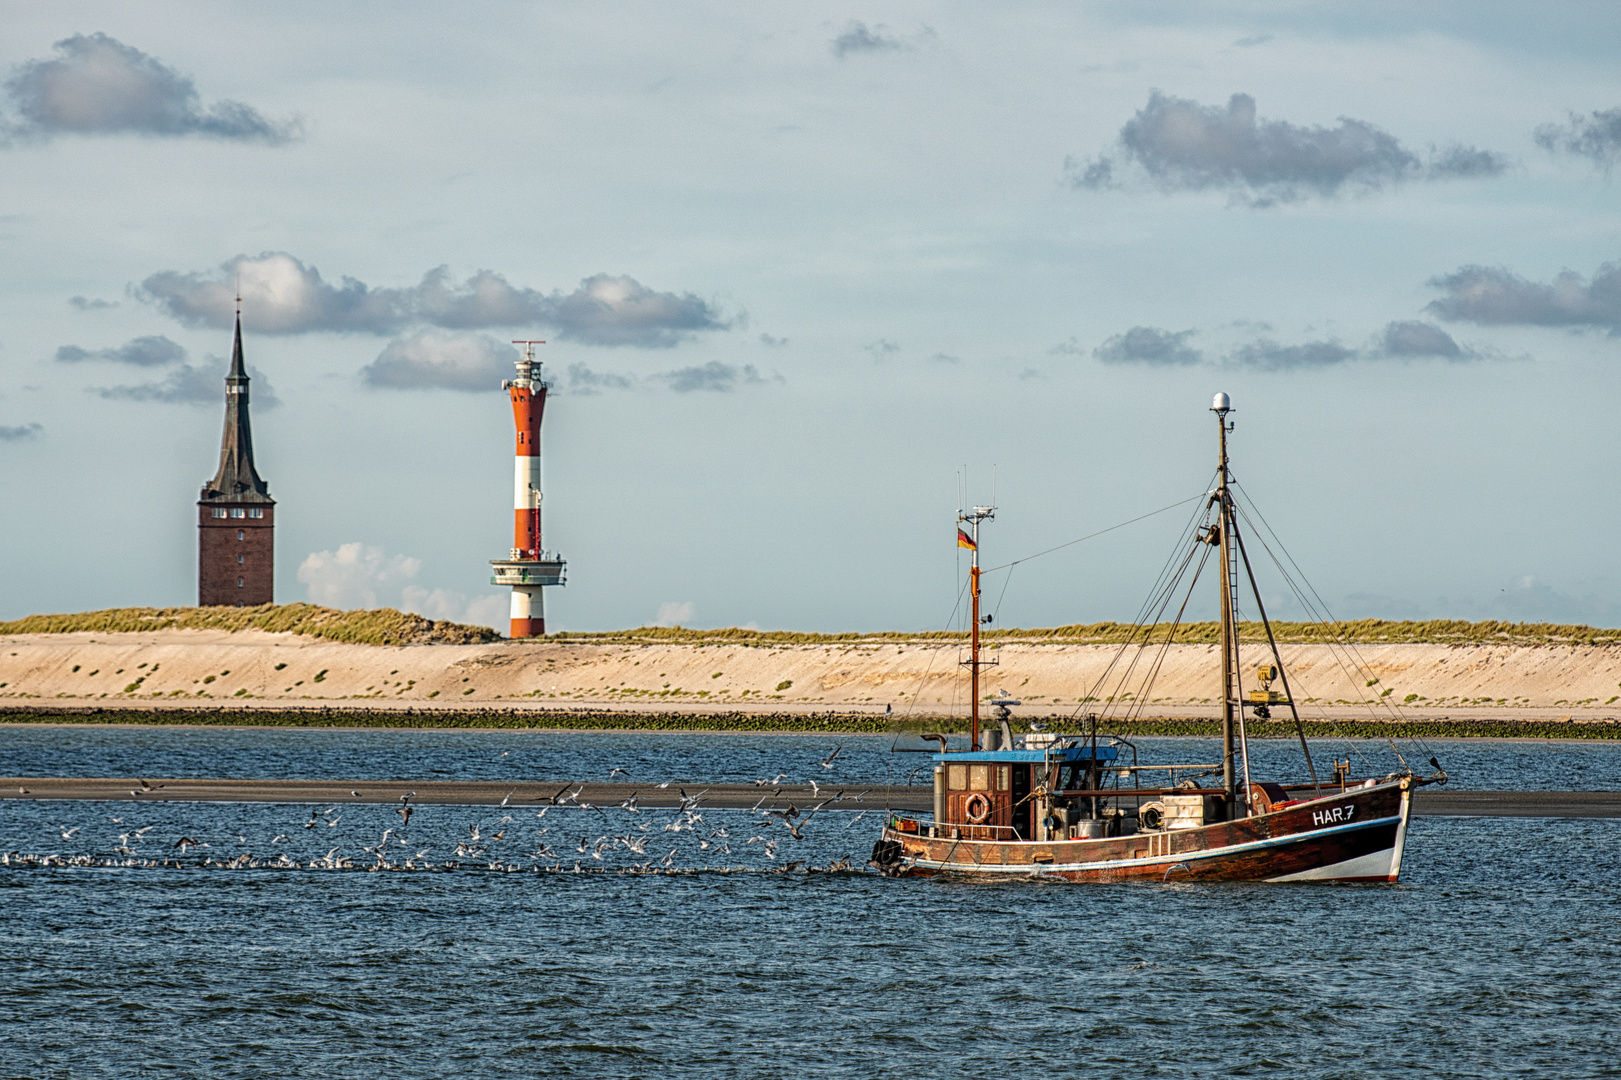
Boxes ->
[2,707,1618,740]
[0,604,500,647]
[553,619,1621,647]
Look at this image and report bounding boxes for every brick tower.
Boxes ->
[198,313,274,606]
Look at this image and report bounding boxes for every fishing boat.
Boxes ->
[870,393,1446,883]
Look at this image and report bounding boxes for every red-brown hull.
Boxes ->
[871,779,1414,883]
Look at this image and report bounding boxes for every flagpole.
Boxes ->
[959,502,994,750]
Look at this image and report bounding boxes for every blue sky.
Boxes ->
[1,2,1618,631]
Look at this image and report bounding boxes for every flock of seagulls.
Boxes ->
[16,745,870,875]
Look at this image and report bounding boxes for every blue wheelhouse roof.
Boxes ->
[934,745,1119,764]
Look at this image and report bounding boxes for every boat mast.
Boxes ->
[960,504,995,750]
[1212,393,1242,818]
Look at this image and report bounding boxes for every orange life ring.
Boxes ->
[964,792,992,824]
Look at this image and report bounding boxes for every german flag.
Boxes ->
[957,528,976,551]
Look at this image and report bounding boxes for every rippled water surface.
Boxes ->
[4,727,1620,1078]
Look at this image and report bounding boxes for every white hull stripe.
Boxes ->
[903,813,1404,876]
[1263,847,1397,882]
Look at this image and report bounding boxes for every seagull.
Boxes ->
[656,781,672,789]
[397,804,414,828]
[820,746,842,769]
[468,824,481,842]
[60,826,80,840]
[809,779,821,797]
[304,811,319,830]
[272,834,289,844]
[137,779,152,791]
[491,830,506,841]
[135,827,154,837]
[501,790,513,807]
[620,794,640,813]
[175,837,202,851]
[845,810,870,829]
[326,816,341,827]
[535,807,549,819]
[608,767,631,780]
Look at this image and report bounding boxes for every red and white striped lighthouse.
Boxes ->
[489,341,565,637]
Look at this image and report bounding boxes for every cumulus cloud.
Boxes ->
[1226,338,1356,369]
[655,601,694,627]
[1378,320,1464,358]
[55,334,185,366]
[362,331,516,392]
[548,273,730,347]
[566,363,635,395]
[1094,326,1203,366]
[1071,91,1506,205]
[831,22,904,57]
[93,358,279,406]
[298,543,421,610]
[864,338,899,359]
[0,422,43,441]
[138,254,729,347]
[653,361,771,393]
[1425,262,1621,332]
[68,295,117,310]
[3,33,298,144]
[1535,107,1621,169]
[400,585,507,630]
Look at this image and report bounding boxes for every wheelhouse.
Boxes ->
[929,740,1120,843]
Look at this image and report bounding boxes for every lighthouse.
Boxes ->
[489,341,565,636]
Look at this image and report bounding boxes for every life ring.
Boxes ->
[964,793,992,824]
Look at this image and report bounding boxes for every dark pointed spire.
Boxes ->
[201,311,271,503]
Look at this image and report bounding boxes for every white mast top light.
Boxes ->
[1211,392,1231,414]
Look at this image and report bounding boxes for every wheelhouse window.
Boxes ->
[968,764,989,791]
[947,764,967,790]
[995,765,1011,791]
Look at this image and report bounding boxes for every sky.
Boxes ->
[1,2,1619,632]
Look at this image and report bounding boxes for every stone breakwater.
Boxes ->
[1,630,1619,721]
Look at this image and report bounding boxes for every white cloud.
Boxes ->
[297,543,421,610]
[655,601,694,627]
[362,330,515,391]
[400,585,507,629]
[3,33,299,144]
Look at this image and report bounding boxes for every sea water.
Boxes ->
[2,726,1618,1078]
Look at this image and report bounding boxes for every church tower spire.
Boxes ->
[198,304,275,606]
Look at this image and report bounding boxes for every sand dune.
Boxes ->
[2,630,1619,720]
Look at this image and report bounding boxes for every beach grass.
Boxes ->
[0,604,501,647]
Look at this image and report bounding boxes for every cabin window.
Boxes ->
[969,764,989,791]
[996,765,1010,791]
[248,508,263,518]
[211,508,227,519]
[947,764,967,790]
[231,508,246,518]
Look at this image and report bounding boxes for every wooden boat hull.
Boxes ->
[870,778,1415,883]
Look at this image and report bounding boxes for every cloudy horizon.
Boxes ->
[1,5,1618,631]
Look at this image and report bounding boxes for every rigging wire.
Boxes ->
[1230,487,1436,766]
[980,491,1210,575]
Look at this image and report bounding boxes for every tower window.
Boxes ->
[237,530,244,540]
[238,554,244,564]
[248,508,263,519]
[237,578,244,588]
[212,508,227,519]
[230,508,246,519]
